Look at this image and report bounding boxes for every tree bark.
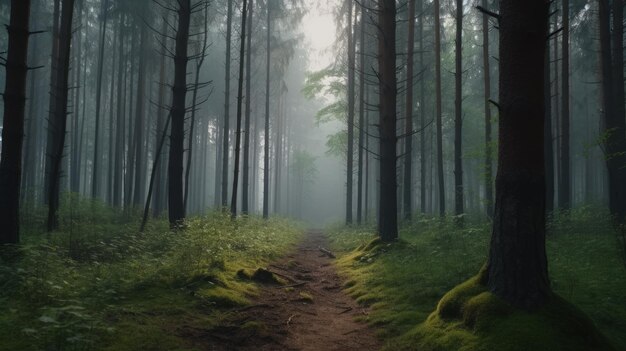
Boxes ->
[454,0,464,220]
[221,0,234,208]
[559,0,570,210]
[346,0,355,225]
[403,0,415,221]
[46,0,75,231]
[133,23,148,207]
[482,0,493,218]
[263,2,271,219]
[544,34,554,214]
[357,2,366,225]
[43,0,60,205]
[418,0,426,214]
[113,13,125,208]
[168,0,191,227]
[230,0,249,219]
[242,0,254,215]
[486,0,551,309]
[434,0,445,217]
[377,0,398,242]
[610,0,626,221]
[0,0,31,243]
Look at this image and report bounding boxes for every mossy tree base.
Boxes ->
[390,272,615,351]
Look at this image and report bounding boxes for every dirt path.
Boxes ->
[198,229,381,351]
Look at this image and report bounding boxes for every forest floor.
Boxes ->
[190,229,382,351]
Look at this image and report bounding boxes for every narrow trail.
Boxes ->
[199,229,382,350]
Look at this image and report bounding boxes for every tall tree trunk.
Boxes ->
[221,0,234,208]
[482,0,493,218]
[168,0,191,227]
[107,15,117,204]
[70,0,83,194]
[357,3,366,224]
[230,0,248,219]
[44,0,61,205]
[47,0,75,231]
[0,0,31,244]
[454,0,464,219]
[377,0,398,241]
[434,0,445,217]
[242,0,254,214]
[346,0,355,225]
[559,0,570,209]
[486,0,550,309]
[92,0,109,199]
[403,0,415,221]
[263,2,271,219]
[418,0,426,214]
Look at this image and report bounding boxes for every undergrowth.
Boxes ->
[0,195,303,350]
[327,206,626,350]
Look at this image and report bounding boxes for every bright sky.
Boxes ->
[300,4,336,71]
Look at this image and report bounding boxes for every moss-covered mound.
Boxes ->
[390,271,615,351]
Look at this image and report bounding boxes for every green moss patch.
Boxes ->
[327,208,626,350]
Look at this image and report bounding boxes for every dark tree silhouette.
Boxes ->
[168,0,191,227]
[559,0,570,210]
[346,0,355,225]
[377,0,398,242]
[0,0,32,244]
[481,0,493,218]
[454,0,464,220]
[262,1,271,219]
[46,0,76,231]
[434,0,445,217]
[486,0,551,309]
[221,0,234,209]
[403,0,415,221]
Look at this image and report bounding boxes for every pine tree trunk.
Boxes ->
[454,0,464,219]
[403,0,415,221]
[46,0,75,231]
[346,0,355,225]
[0,0,31,243]
[610,0,626,221]
[242,0,254,214]
[377,0,398,242]
[486,0,551,309]
[418,0,426,214]
[544,36,554,214]
[221,0,234,208]
[168,0,191,227]
[434,0,445,217]
[230,0,249,219]
[559,0,570,210]
[132,24,148,207]
[263,3,271,219]
[357,3,366,224]
[113,13,125,208]
[482,0,493,218]
[44,0,60,205]
[70,0,83,194]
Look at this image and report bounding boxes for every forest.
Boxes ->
[0,0,625,350]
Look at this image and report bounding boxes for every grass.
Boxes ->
[0,195,303,351]
[327,207,626,350]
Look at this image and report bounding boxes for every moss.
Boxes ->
[297,291,314,303]
[391,275,616,351]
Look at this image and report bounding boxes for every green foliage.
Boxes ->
[327,209,626,350]
[0,201,303,350]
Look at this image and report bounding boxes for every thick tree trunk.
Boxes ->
[454,0,464,219]
[377,0,398,242]
[221,0,234,208]
[242,0,254,214]
[403,0,415,221]
[559,0,570,210]
[434,0,445,217]
[0,0,31,244]
[346,0,355,225]
[230,0,248,219]
[168,0,191,227]
[482,0,493,218]
[70,0,83,194]
[46,0,75,231]
[263,3,271,219]
[486,0,550,309]
[544,38,554,214]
